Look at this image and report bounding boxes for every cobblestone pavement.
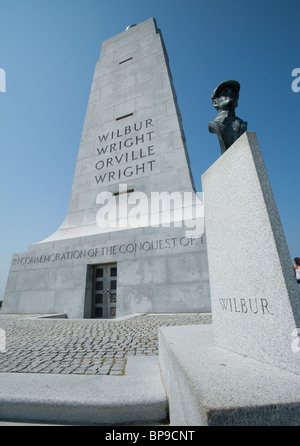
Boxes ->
[0,314,211,376]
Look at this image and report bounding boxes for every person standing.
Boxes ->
[294,258,300,288]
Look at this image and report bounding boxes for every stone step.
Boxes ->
[0,357,168,425]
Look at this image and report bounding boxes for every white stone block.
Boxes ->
[202,132,300,374]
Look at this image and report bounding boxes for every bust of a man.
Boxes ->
[208,80,247,154]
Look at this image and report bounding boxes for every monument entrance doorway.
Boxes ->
[92,264,117,319]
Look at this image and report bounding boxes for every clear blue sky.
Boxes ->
[0,0,299,301]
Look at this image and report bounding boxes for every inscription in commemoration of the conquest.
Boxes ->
[95,118,155,185]
[11,236,198,267]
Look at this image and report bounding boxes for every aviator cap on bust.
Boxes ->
[211,80,240,101]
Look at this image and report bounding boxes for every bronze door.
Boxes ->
[93,264,117,318]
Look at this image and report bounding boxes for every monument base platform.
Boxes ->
[159,325,300,426]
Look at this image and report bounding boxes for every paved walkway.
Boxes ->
[0,313,211,376]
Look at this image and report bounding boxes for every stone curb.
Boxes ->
[0,357,168,425]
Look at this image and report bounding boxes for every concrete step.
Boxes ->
[0,357,168,425]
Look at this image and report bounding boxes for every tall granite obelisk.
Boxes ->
[2,18,210,318]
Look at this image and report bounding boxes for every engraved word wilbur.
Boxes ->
[219,298,273,315]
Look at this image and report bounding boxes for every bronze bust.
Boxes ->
[208,80,247,154]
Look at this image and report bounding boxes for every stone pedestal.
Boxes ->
[159,132,300,425]
[202,132,300,374]
[159,325,300,426]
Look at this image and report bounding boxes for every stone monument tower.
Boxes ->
[2,18,210,318]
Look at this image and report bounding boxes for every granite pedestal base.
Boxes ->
[159,325,300,426]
